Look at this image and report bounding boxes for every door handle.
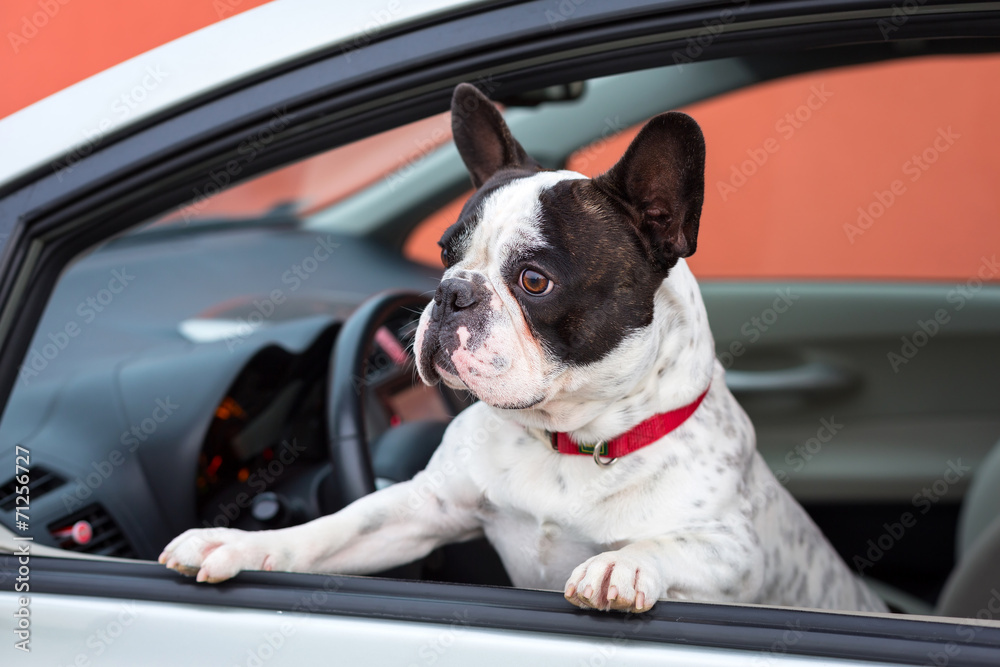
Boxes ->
[725,361,857,395]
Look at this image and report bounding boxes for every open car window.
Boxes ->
[6,48,1000,613]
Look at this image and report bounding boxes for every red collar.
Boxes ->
[550,384,710,460]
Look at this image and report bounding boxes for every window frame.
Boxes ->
[9,554,1000,665]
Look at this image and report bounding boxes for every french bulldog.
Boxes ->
[161,83,887,614]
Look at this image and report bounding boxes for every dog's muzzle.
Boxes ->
[417,276,483,385]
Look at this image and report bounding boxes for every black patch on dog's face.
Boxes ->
[499,178,668,365]
[492,111,706,368]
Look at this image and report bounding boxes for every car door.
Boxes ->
[3,1,1000,665]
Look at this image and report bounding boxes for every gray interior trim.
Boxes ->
[957,439,1000,559]
[701,282,1000,342]
[937,514,1000,618]
[702,283,1000,503]
[759,417,1000,502]
[864,578,936,616]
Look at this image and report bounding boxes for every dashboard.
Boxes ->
[195,307,459,529]
[0,224,453,559]
[196,340,331,518]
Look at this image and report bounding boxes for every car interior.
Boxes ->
[2,39,999,623]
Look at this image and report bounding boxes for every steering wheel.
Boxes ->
[325,290,432,510]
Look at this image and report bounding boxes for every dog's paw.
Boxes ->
[564,551,661,613]
[159,528,276,583]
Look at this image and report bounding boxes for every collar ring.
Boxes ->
[593,444,617,467]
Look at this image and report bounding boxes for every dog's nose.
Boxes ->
[434,278,477,316]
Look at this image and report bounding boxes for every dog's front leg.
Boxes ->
[160,471,482,583]
[564,522,763,612]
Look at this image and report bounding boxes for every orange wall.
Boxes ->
[1,0,274,119]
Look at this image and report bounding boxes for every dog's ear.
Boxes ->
[451,83,541,188]
[595,112,705,264]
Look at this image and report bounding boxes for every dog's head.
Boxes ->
[414,83,706,413]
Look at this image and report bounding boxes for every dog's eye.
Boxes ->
[440,246,449,267]
[520,269,553,296]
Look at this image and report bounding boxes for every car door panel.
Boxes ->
[703,282,1000,503]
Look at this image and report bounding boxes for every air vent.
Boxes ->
[48,504,136,558]
[0,465,65,512]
